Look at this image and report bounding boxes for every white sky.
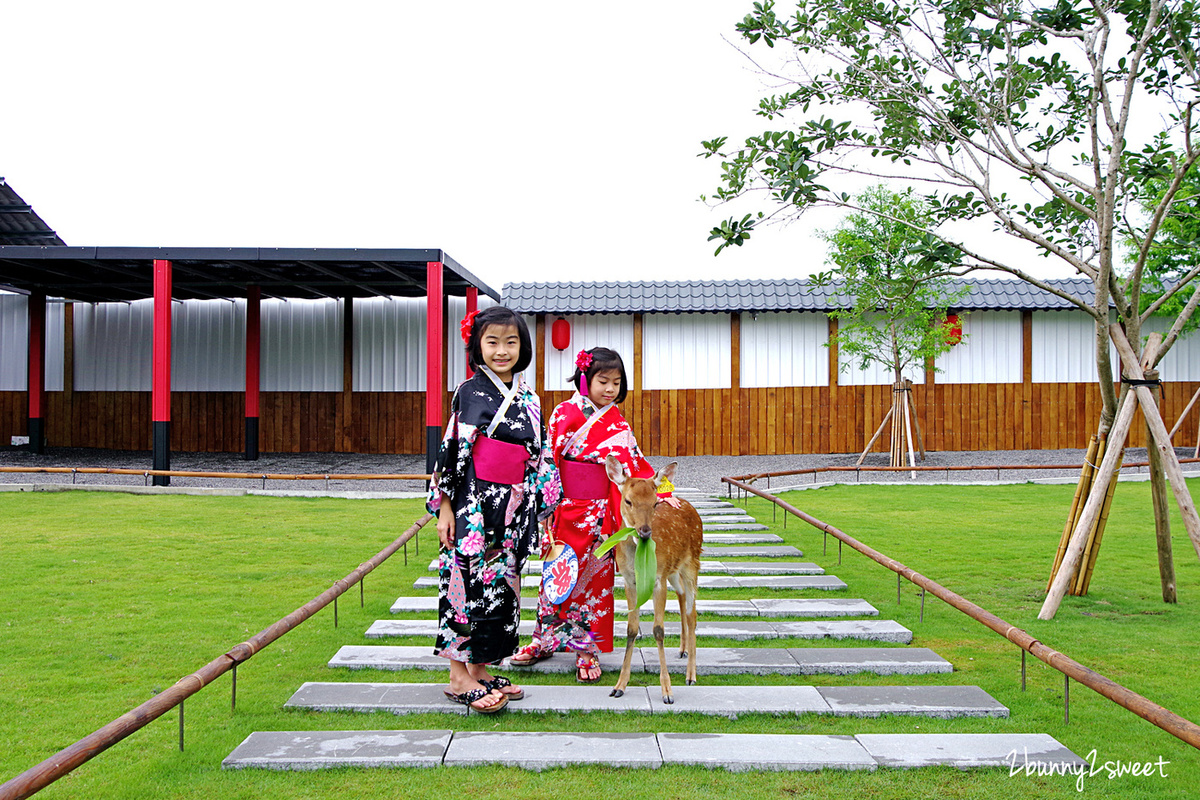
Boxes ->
[4,1,1074,295]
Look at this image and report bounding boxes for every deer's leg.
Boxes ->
[610,544,639,699]
[684,570,699,686]
[668,574,687,657]
[652,578,674,704]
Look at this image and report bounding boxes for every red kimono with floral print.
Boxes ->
[528,393,652,656]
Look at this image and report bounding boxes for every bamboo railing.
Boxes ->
[720,476,1200,752]
[0,513,434,800]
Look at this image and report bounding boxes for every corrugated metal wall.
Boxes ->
[261,298,343,391]
[740,311,829,388]
[642,312,731,390]
[354,296,426,391]
[1145,316,1200,381]
[173,299,245,391]
[0,295,64,391]
[936,310,1022,384]
[75,300,154,391]
[1031,309,1113,384]
[542,313,633,392]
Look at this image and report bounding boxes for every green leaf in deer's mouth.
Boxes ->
[634,536,656,609]
[593,526,635,558]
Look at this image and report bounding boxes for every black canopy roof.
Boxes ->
[0,246,498,303]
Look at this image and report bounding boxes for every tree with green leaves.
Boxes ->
[700,0,1200,618]
[818,185,966,466]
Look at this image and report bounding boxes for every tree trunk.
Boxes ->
[1145,368,1177,603]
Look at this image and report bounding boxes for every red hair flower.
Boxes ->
[575,349,593,371]
[459,309,481,344]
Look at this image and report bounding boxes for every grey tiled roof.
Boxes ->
[503,277,1096,314]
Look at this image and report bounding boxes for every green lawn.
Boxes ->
[0,479,1197,799]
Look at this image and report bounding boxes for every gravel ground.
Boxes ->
[1,445,1194,496]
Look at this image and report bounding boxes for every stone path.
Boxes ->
[284,682,1007,718]
[224,731,1085,772]
[364,618,913,642]
[224,489,1084,772]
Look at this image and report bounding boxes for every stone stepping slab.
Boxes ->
[389,597,878,618]
[285,682,1006,719]
[224,731,1083,772]
[429,559,825,576]
[702,532,780,543]
[696,506,755,516]
[328,646,951,676]
[700,545,801,558]
[366,618,911,643]
[702,523,772,532]
[412,575,846,592]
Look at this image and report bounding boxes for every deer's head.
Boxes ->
[605,456,677,541]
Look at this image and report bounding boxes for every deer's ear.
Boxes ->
[655,461,678,485]
[604,454,627,486]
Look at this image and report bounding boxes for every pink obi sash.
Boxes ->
[473,435,528,484]
[559,458,610,500]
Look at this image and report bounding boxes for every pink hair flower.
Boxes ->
[575,349,593,371]
[459,309,481,344]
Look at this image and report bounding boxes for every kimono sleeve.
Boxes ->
[425,387,478,514]
[532,411,562,521]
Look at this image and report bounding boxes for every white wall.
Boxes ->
[261,298,343,391]
[642,313,731,390]
[543,313,634,392]
[1031,309,1115,384]
[1143,316,1200,381]
[0,295,64,392]
[935,310,1022,384]
[354,296,426,391]
[173,299,245,391]
[75,300,153,390]
[740,311,829,388]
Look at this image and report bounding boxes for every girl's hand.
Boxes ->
[437,498,455,550]
[662,496,683,509]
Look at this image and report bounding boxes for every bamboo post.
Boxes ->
[1074,451,1123,596]
[905,379,927,460]
[1109,326,1200,563]
[1040,391,1138,619]
[902,384,917,479]
[856,405,893,466]
[1145,367,1178,603]
[1048,435,1102,589]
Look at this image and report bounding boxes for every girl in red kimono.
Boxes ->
[511,346,676,683]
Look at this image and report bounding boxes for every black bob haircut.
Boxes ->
[568,346,629,404]
[465,306,533,375]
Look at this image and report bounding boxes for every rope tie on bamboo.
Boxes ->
[1121,376,1161,387]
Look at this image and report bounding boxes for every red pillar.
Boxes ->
[152,259,173,485]
[245,285,261,460]
[426,261,444,472]
[27,291,46,453]
[465,286,478,379]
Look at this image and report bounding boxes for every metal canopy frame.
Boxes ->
[0,246,499,303]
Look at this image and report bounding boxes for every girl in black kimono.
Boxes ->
[427,306,560,712]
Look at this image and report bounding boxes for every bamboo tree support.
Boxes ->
[1048,435,1103,589]
[1041,327,1200,620]
[902,383,917,478]
[1074,450,1122,596]
[1040,391,1138,619]
[905,379,927,460]
[857,405,894,466]
[1111,327,1200,561]
[1146,367,1178,603]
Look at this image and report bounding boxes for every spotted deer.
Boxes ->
[604,456,703,704]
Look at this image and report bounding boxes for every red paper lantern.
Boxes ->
[944,314,963,345]
[551,318,571,351]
